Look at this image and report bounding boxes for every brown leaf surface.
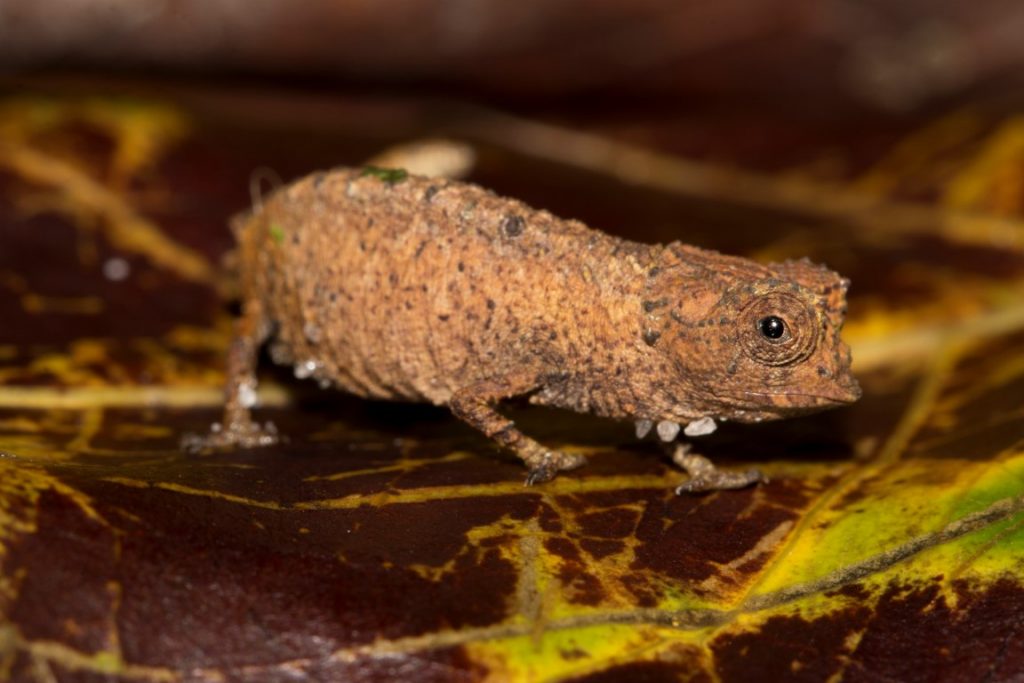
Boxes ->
[0,87,1023,682]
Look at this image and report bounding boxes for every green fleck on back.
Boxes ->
[269,224,285,244]
[361,165,409,184]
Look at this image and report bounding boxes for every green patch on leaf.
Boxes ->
[361,165,409,184]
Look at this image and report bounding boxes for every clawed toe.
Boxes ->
[524,465,556,486]
[181,420,283,453]
[675,468,765,494]
[523,451,587,486]
[180,431,210,454]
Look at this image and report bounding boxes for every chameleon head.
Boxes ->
[645,248,861,423]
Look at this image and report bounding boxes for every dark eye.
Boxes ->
[741,292,819,366]
[758,316,786,340]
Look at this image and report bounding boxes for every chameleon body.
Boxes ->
[190,167,860,492]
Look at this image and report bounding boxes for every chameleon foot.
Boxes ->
[671,443,765,494]
[524,451,587,486]
[181,418,283,453]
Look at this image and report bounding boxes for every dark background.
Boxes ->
[4,0,1024,113]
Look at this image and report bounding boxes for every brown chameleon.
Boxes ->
[187,165,861,493]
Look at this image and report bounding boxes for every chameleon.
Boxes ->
[186,165,861,494]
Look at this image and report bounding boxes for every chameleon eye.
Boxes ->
[758,316,786,340]
[741,293,819,366]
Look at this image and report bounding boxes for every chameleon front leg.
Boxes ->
[182,299,281,452]
[672,443,765,494]
[450,375,587,485]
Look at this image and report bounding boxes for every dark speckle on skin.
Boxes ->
[642,299,668,312]
[501,214,525,238]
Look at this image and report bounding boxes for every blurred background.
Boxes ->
[3,0,1024,114]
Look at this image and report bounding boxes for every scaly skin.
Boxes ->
[189,167,861,492]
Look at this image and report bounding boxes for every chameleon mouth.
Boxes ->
[819,381,862,404]
[743,381,862,406]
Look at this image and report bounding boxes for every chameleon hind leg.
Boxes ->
[182,299,282,452]
[450,375,587,485]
